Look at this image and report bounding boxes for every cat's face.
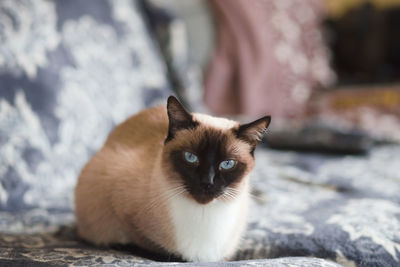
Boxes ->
[163,96,270,205]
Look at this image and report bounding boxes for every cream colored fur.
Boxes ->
[169,180,249,262]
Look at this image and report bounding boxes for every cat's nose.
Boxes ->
[200,166,215,190]
[200,176,214,190]
[201,181,213,190]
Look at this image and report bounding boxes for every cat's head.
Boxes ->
[162,96,271,205]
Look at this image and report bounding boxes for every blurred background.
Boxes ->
[146,0,400,154]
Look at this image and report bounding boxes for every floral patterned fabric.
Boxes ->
[0,1,399,267]
[0,0,170,211]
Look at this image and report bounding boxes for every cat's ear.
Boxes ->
[166,96,197,142]
[236,116,271,147]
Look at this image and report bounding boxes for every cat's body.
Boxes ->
[75,97,270,262]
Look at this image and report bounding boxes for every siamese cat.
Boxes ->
[75,96,271,262]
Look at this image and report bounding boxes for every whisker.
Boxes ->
[219,193,231,202]
[224,190,236,198]
[222,187,267,203]
[219,188,238,202]
[165,188,186,202]
[140,185,186,214]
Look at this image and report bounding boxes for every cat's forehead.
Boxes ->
[192,113,238,130]
[169,120,251,157]
[173,130,246,158]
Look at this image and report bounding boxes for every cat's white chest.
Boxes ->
[168,193,243,262]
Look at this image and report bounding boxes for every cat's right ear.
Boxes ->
[165,96,198,142]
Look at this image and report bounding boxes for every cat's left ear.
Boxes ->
[166,96,198,142]
[236,116,271,147]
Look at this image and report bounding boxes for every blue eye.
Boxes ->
[184,152,199,164]
[219,160,236,170]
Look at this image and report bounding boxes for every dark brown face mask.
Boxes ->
[164,96,271,204]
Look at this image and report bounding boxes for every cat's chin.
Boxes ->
[188,191,224,205]
[192,196,215,205]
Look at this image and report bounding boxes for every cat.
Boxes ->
[74,96,271,262]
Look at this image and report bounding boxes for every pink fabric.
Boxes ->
[205,0,334,118]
